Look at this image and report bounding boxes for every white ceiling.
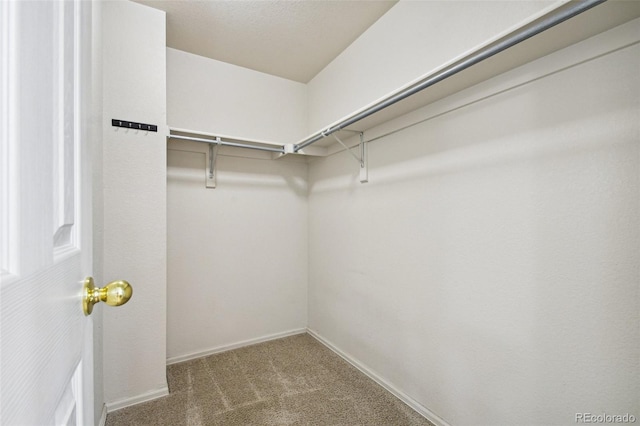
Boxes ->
[132,0,398,83]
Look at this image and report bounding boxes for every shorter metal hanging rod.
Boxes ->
[169,134,285,154]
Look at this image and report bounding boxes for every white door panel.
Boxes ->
[1,0,94,424]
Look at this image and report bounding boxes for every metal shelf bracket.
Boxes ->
[359,132,368,184]
[332,132,367,183]
[206,137,221,188]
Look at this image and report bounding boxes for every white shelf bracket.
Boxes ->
[359,132,368,184]
[206,137,221,189]
[332,132,368,183]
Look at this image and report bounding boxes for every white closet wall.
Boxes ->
[167,48,307,143]
[166,50,308,362]
[102,0,168,409]
[307,21,640,426]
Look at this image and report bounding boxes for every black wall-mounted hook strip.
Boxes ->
[112,119,158,132]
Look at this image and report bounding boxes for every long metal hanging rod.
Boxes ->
[294,0,606,153]
[169,134,285,154]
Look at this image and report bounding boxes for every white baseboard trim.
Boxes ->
[306,328,450,426]
[166,328,307,365]
[105,386,169,413]
[98,404,107,426]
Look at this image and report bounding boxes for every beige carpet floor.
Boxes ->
[105,333,433,425]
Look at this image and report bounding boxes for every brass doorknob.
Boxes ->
[83,277,133,316]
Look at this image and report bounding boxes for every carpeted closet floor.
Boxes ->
[105,333,433,425]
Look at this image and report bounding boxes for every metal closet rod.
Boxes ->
[293,0,606,153]
[169,134,285,153]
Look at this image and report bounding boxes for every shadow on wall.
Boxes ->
[167,148,308,197]
[308,44,638,195]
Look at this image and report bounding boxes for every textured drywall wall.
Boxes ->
[101,0,168,406]
[307,22,639,426]
[166,46,309,361]
[167,48,307,144]
[306,0,556,134]
[166,147,308,360]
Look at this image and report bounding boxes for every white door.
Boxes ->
[1,0,96,424]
